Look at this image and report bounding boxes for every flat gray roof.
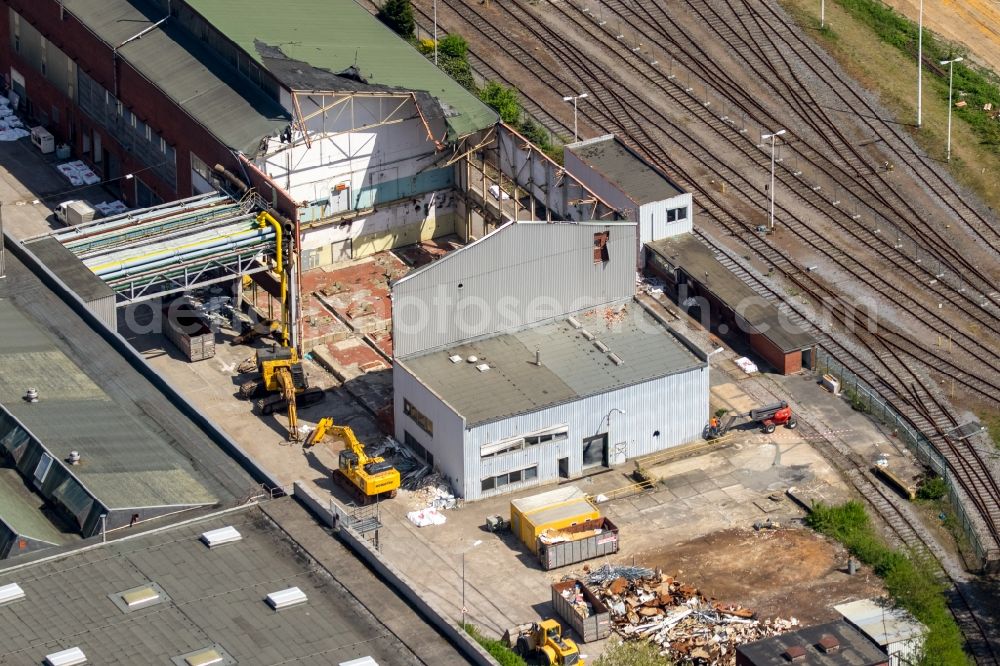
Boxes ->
[647,234,815,353]
[63,0,290,154]
[402,303,705,426]
[26,237,114,303]
[0,251,254,512]
[0,499,452,665]
[569,136,684,204]
[736,621,889,666]
[0,298,215,509]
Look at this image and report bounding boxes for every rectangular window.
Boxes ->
[667,206,688,223]
[481,466,538,493]
[593,231,610,263]
[481,426,567,458]
[403,399,433,436]
[404,430,434,466]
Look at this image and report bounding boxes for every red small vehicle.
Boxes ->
[708,401,797,439]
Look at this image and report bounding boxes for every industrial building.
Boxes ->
[646,234,815,374]
[392,221,709,501]
[0,239,256,559]
[0,499,469,664]
[835,599,926,666]
[0,0,496,261]
[565,135,693,257]
[736,621,889,666]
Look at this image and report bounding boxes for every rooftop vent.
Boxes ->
[184,648,224,666]
[476,364,490,373]
[24,387,39,403]
[200,526,242,548]
[44,647,87,666]
[608,353,624,366]
[122,586,160,609]
[449,354,463,364]
[466,355,479,364]
[782,645,806,663]
[0,582,25,605]
[580,329,595,341]
[266,586,307,610]
[67,451,81,465]
[172,644,235,666]
[593,340,609,353]
[817,635,840,653]
[567,316,583,329]
[338,658,380,666]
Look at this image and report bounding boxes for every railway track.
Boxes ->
[419,0,1000,403]
[397,0,1000,653]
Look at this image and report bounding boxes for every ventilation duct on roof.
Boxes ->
[567,316,582,329]
[449,354,463,364]
[593,340,609,353]
[608,353,624,366]
[200,526,242,548]
[0,582,25,605]
[580,330,595,341]
[476,364,490,373]
[266,586,307,610]
[44,647,87,666]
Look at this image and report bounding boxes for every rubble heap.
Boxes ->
[584,566,798,665]
[367,437,435,490]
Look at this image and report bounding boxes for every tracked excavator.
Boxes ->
[303,418,400,503]
[235,211,323,441]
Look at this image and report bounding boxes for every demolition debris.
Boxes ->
[577,566,799,665]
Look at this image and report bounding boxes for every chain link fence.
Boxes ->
[815,349,993,570]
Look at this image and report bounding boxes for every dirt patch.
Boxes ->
[633,527,884,625]
[883,0,1000,75]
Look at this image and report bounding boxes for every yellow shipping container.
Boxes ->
[510,486,600,553]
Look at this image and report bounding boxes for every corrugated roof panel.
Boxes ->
[182,0,497,139]
[62,0,290,153]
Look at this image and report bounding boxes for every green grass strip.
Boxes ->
[806,501,969,665]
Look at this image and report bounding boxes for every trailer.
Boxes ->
[537,517,619,570]
[551,579,612,642]
[163,299,216,362]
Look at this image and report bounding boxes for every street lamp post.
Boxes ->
[917,0,923,127]
[820,0,824,29]
[0,202,5,279]
[760,129,786,232]
[433,0,438,67]
[562,93,589,142]
[461,539,483,629]
[940,57,963,161]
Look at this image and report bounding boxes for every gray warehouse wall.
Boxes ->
[392,221,638,357]
[462,366,709,501]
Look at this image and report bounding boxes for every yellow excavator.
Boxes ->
[236,211,323,441]
[251,345,324,441]
[303,418,400,503]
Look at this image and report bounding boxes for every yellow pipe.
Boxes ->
[256,211,289,347]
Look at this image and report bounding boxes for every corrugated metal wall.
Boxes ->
[393,362,466,491]
[461,366,709,500]
[392,222,637,357]
[86,295,117,332]
[640,193,693,243]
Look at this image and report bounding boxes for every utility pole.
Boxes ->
[0,202,5,279]
[761,130,786,232]
[940,57,963,161]
[562,93,588,142]
[916,0,923,127]
[433,0,438,67]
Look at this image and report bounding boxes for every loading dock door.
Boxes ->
[582,433,608,469]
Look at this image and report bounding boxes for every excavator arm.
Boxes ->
[275,366,299,441]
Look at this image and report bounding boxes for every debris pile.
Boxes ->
[559,583,598,620]
[367,437,435,490]
[583,566,798,665]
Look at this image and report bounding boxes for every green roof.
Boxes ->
[184,0,498,139]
